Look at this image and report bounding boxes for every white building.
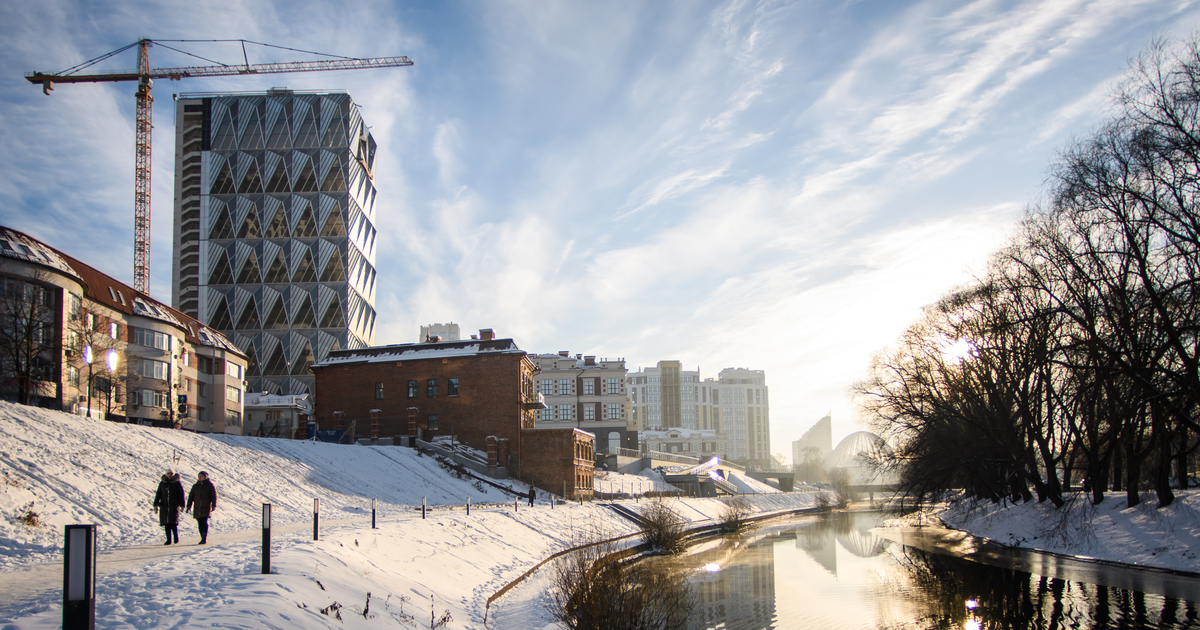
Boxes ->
[244,392,312,438]
[419,322,460,342]
[715,367,771,467]
[640,428,727,458]
[626,362,770,466]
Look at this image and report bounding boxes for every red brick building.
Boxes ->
[309,331,594,497]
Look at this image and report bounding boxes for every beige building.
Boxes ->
[530,351,633,454]
[640,428,727,458]
[627,362,770,466]
[0,226,248,433]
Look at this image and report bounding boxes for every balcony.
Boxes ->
[522,392,546,409]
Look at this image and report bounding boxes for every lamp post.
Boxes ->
[83,345,94,418]
[103,349,119,419]
[62,524,96,629]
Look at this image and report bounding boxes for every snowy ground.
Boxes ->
[884,490,1200,574]
[0,402,816,628]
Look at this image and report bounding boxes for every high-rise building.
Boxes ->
[530,351,633,454]
[792,413,832,482]
[171,89,379,396]
[715,367,771,467]
[627,361,725,455]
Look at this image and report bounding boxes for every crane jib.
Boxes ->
[25,57,413,84]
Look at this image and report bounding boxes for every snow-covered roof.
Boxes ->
[313,338,525,367]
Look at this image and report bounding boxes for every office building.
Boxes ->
[627,362,770,466]
[171,89,378,397]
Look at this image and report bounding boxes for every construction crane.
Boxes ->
[26,38,413,294]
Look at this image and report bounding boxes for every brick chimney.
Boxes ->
[479,328,495,341]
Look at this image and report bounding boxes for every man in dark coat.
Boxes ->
[152,469,185,544]
[185,471,218,545]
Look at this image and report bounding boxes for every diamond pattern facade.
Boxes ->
[172,90,378,396]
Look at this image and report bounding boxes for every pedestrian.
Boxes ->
[528,487,535,507]
[185,471,218,545]
[152,469,185,545]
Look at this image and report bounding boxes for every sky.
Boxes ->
[3,0,1200,460]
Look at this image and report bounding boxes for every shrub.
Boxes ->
[640,499,686,554]
[719,497,753,533]
[548,540,690,630]
[20,503,41,527]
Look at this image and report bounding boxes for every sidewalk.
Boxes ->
[0,516,370,610]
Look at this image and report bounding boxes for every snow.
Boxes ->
[0,402,815,628]
[916,492,1200,574]
[6,398,1196,628]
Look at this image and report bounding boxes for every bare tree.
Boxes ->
[0,268,60,406]
[65,307,125,419]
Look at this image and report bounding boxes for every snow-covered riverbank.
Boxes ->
[0,402,815,628]
[890,490,1200,575]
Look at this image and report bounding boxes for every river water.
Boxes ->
[643,510,1200,629]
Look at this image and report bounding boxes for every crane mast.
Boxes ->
[26,39,412,294]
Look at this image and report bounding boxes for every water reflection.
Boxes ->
[641,510,1200,629]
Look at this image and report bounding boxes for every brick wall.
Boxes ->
[521,428,594,499]
[311,351,538,473]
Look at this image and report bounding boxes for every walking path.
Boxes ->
[0,516,371,609]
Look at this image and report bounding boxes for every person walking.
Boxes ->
[152,469,185,545]
[185,471,218,545]
[528,487,535,507]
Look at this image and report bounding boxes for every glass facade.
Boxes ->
[172,90,378,396]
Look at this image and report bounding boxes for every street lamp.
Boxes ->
[83,345,93,418]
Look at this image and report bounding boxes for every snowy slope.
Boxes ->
[0,402,520,569]
[0,402,819,628]
[933,492,1200,573]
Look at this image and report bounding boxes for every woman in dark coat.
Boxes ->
[186,471,218,545]
[152,469,185,544]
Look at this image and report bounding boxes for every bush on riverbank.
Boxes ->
[547,539,690,630]
[640,498,687,554]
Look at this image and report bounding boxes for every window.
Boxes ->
[583,379,594,395]
[226,362,242,379]
[539,380,552,396]
[408,380,418,397]
[606,403,622,420]
[557,404,572,421]
[558,379,570,395]
[136,359,169,380]
[226,385,241,403]
[137,389,167,408]
[132,327,171,351]
[375,382,384,399]
[606,378,620,395]
[198,382,207,398]
[427,414,439,431]
[448,378,459,396]
[427,379,438,397]
[226,410,242,427]
[66,366,79,388]
[583,406,595,421]
[538,408,552,422]
[109,322,119,339]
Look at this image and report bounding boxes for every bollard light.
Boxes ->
[63,524,96,630]
[262,503,272,574]
[422,496,427,520]
[466,496,470,516]
[371,499,377,529]
[313,498,320,541]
